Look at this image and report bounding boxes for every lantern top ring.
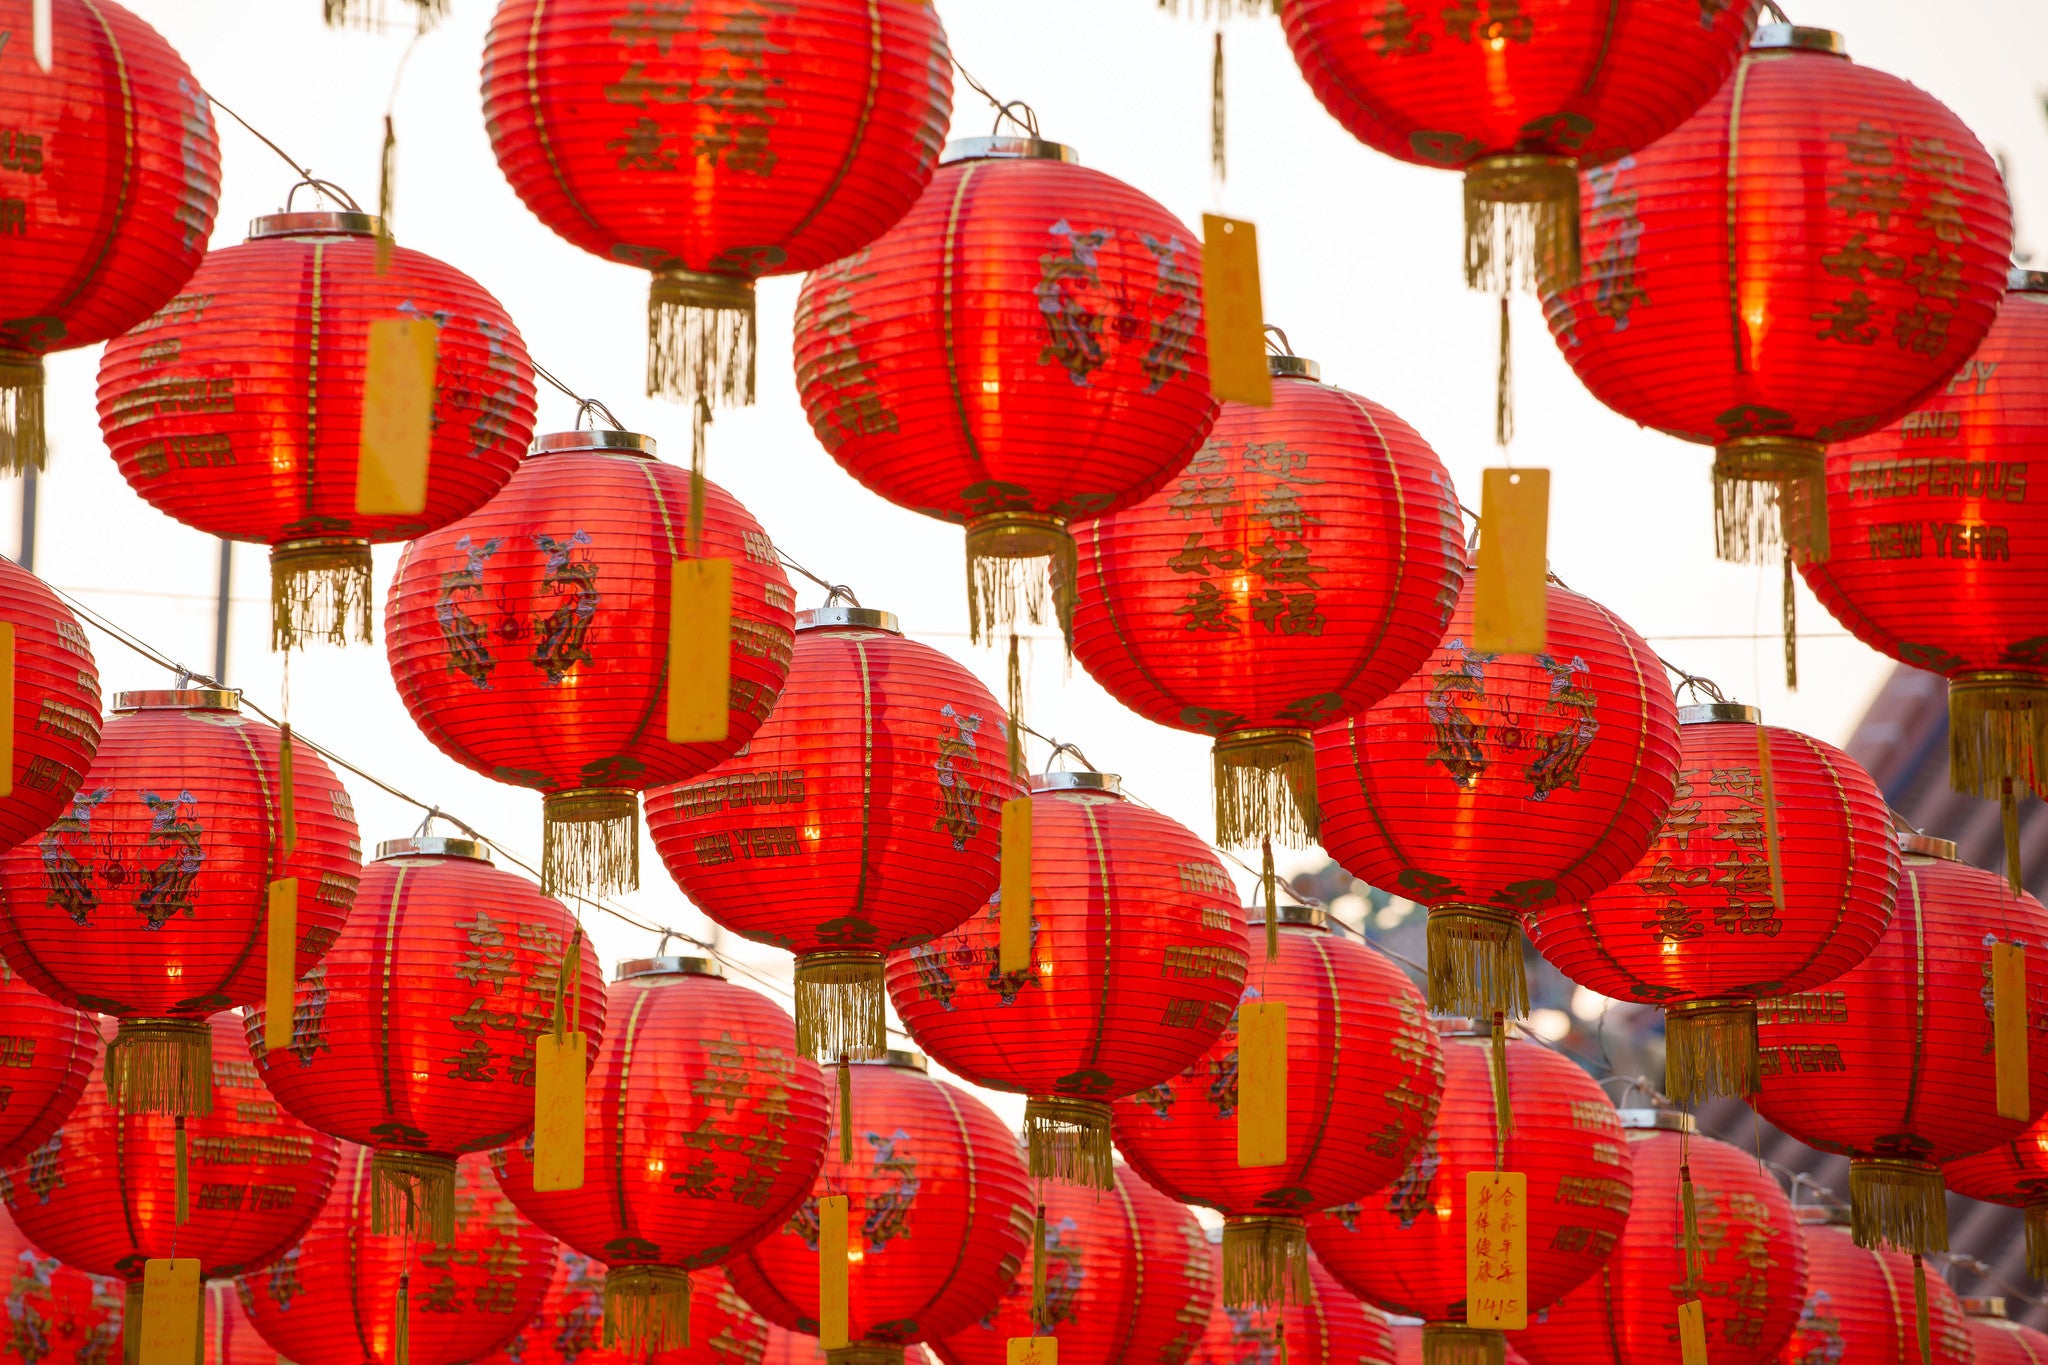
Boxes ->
[247,211,385,240]
[1896,830,1959,861]
[113,688,240,714]
[941,136,1081,166]
[2013,268,2048,295]
[1032,771,1123,797]
[1617,1107,1698,1134]
[1269,354,1321,381]
[797,606,902,635]
[851,1049,929,1072]
[1751,23,1847,57]
[616,955,725,982]
[1245,903,1328,930]
[1678,702,1764,726]
[529,430,657,459]
[375,835,493,864]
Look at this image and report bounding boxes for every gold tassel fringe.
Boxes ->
[1007,634,1026,779]
[1213,729,1317,849]
[794,951,887,1063]
[1262,838,1279,963]
[270,539,373,651]
[542,789,639,898]
[1464,155,1581,295]
[323,0,448,31]
[174,1118,189,1225]
[1495,294,1514,450]
[1913,1255,1932,1365]
[824,1350,904,1365]
[837,1057,854,1165]
[1663,999,1759,1104]
[0,351,46,476]
[1427,905,1529,1020]
[1024,1096,1115,1191]
[395,1271,411,1365]
[965,516,1077,651]
[1488,1013,1515,1146]
[376,114,397,275]
[2005,781,2025,895]
[1783,556,1799,692]
[123,1281,142,1365]
[1031,1201,1049,1326]
[1423,1324,1507,1365]
[1949,673,2048,802]
[689,396,711,557]
[603,1265,691,1352]
[2027,1203,2048,1279]
[1712,438,1829,565]
[105,1019,214,1116]
[648,270,756,409]
[371,1149,457,1246]
[1211,31,1227,182]
[1849,1158,1949,1254]
[1221,1216,1310,1309]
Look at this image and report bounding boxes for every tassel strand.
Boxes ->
[795,952,887,1063]
[0,351,46,475]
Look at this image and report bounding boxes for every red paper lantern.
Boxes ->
[930,1163,1214,1365]
[1195,1249,1392,1365]
[1315,574,1679,1020]
[207,1281,279,1365]
[1392,1324,1528,1365]
[245,834,604,1247]
[1752,831,2048,1255]
[384,429,795,898]
[1801,270,2048,842]
[1945,1114,2048,1280]
[647,604,1020,1062]
[1526,701,1898,1104]
[97,210,538,652]
[0,962,94,1169]
[478,1255,776,1365]
[0,558,101,855]
[1070,350,1465,850]
[1542,23,2012,576]
[236,1146,554,1365]
[4,1015,340,1285]
[793,136,1216,644]
[1775,1207,1971,1365]
[1511,1113,1806,1365]
[1278,0,1754,301]
[492,955,829,1351]
[889,769,1247,1188]
[0,0,219,473]
[0,1201,124,1365]
[0,687,361,1111]
[1112,906,1444,1311]
[1306,1021,1632,1365]
[1962,1301,2048,1365]
[482,0,951,418]
[722,1052,1032,1355]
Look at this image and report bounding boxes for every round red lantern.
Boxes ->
[493,955,829,1351]
[889,769,1247,1188]
[1195,1248,1391,1365]
[1306,1021,1633,1365]
[3,1015,341,1286]
[793,135,1217,644]
[0,687,361,1112]
[384,429,795,898]
[1315,574,1680,1021]
[0,962,94,1168]
[1961,1300,2048,1365]
[236,1146,555,1365]
[1945,1113,2048,1280]
[1511,1111,1803,1365]
[1542,24,2012,573]
[1070,348,1465,849]
[1112,906,1444,1310]
[1392,1324,1528,1365]
[930,1163,1214,1365]
[245,834,604,1248]
[647,603,1019,1062]
[0,558,100,855]
[1278,0,1754,301]
[0,1201,124,1365]
[0,0,219,473]
[722,1051,1032,1358]
[482,0,951,418]
[1775,1206,1971,1365]
[477,1254,776,1365]
[1526,700,1898,1104]
[1752,830,2048,1256]
[98,209,538,652]
[208,1281,277,1365]
[1801,270,2048,846]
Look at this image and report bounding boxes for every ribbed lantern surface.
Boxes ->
[0,557,101,855]
[1773,1210,1971,1365]
[1193,1248,1394,1365]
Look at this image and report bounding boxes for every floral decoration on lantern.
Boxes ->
[0,1201,124,1365]
[1776,1206,1972,1365]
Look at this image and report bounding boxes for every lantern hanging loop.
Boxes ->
[1042,741,1100,775]
[281,178,365,214]
[1263,325,1298,357]
[1761,1,1791,19]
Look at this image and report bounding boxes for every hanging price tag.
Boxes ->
[533,1032,588,1191]
[1678,1299,1710,1365]
[0,622,13,800]
[264,878,297,1052]
[1994,942,2030,1121]
[1465,1171,1527,1330]
[1000,797,1033,975]
[1009,1341,1058,1365]
[1201,215,1271,408]
[1237,1000,1287,1168]
[1473,468,1549,654]
[667,557,732,743]
[137,1259,200,1365]
[818,1194,850,1350]
[356,317,440,517]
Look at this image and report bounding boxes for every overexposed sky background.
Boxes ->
[17,1,2048,1105]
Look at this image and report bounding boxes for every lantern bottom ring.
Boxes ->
[964,512,1076,648]
[1425,903,1529,1022]
[542,788,640,900]
[1463,154,1581,295]
[1221,1214,1311,1310]
[1849,1156,1950,1255]
[794,949,888,1063]
[1213,727,1318,850]
[602,1263,691,1353]
[1712,437,1829,566]
[370,1148,459,1246]
[1024,1095,1114,1191]
[105,1017,215,1117]
[1423,1321,1507,1365]
[270,536,374,652]
[1947,670,2048,801]
[0,346,46,476]
[1662,997,1759,1104]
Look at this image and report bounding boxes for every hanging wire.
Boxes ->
[950,54,1039,138]
[530,359,626,433]
[205,92,363,212]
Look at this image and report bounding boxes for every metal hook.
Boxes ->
[574,397,627,432]
[1043,741,1098,775]
[1671,673,1729,705]
[283,178,365,214]
[1263,324,1296,357]
[824,584,863,608]
[991,100,1041,140]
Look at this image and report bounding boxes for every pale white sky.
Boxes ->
[18,1,2048,1115]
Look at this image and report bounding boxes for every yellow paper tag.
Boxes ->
[1236,999,1287,1168]
[356,317,439,517]
[667,557,732,744]
[1000,797,1033,975]
[1994,942,2030,1121]
[818,1193,850,1350]
[1473,468,1549,654]
[137,1259,201,1365]
[264,878,297,1053]
[533,1031,588,1192]
[1201,215,1271,408]
[1678,1299,1710,1365]
[0,622,13,800]
[1009,1340,1058,1365]
[1465,1171,1527,1329]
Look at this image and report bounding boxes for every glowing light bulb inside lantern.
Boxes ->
[646,1157,665,1178]
[804,824,822,842]
[166,963,183,979]
[981,380,1000,395]
[848,1247,866,1265]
